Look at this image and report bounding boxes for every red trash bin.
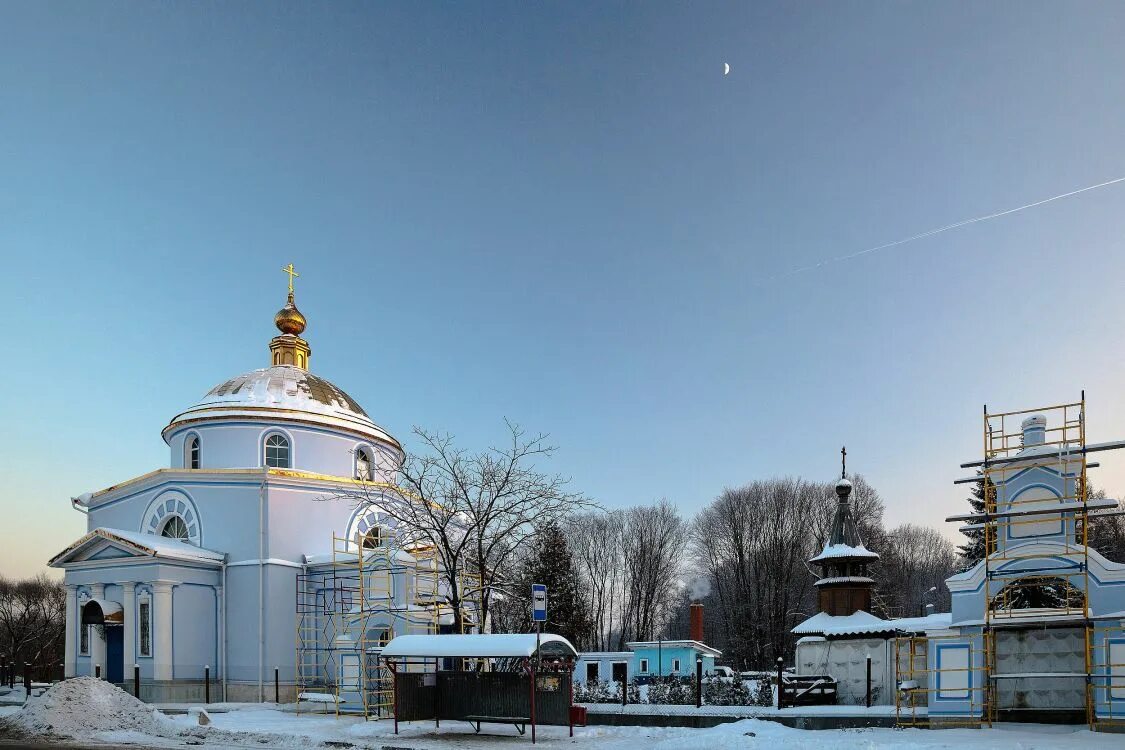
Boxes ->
[569,705,588,727]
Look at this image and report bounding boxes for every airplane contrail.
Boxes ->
[766,175,1125,281]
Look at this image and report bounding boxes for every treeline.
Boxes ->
[494,476,959,670]
[0,575,66,676]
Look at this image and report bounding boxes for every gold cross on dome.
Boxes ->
[282,263,299,293]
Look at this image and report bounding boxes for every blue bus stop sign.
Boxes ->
[531,583,547,622]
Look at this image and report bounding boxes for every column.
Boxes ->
[152,581,174,681]
[89,584,105,679]
[63,585,77,678]
[120,583,137,676]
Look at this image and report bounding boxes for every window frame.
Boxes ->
[160,515,190,541]
[138,598,152,658]
[185,435,201,469]
[263,433,291,469]
[355,446,374,481]
[672,658,681,673]
[361,526,382,550]
[79,623,90,656]
[639,658,649,673]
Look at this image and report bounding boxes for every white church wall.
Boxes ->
[264,483,356,561]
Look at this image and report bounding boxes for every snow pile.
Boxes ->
[2,677,176,740]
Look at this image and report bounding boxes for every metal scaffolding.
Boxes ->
[295,530,483,719]
[897,396,1125,730]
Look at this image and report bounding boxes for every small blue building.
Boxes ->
[573,640,721,684]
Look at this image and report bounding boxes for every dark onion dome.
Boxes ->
[163,366,400,449]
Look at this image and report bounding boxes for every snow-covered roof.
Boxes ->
[792,610,952,637]
[809,543,880,563]
[625,640,722,658]
[792,610,885,636]
[380,633,578,659]
[163,365,400,448]
[49,527,225,567]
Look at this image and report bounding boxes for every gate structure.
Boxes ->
[897,396,1125,730]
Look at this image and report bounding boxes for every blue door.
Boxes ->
[105,626,124,683]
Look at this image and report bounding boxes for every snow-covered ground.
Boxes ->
[120,710,1125,749]
[1,679,1121,749]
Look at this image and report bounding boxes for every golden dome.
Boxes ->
[274,292,307,335]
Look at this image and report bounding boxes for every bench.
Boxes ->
[462,715,530,735]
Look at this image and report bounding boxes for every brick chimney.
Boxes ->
[690,603,704,642]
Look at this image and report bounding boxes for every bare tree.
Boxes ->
[0,576,65,675]
[693,478,832,669]
[567,510,626,651]
[878,523,957,616]
[329,421,594,631]
[620,501,686,645]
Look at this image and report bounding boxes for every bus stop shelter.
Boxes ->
[380,633,578,743]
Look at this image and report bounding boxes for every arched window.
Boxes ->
[356,448,373,481]
[265,434,290,468]
[160,516,190,540]
[187,436,200,469]
[361,526,382,549]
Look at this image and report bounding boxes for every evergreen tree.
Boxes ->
[505,522,593,648]
[956,473,996,569]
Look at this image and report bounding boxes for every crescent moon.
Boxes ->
[723,63,730,75]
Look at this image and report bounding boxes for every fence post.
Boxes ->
[7,662,13,689]
[134,664,141,699]
[695,657,703,708]
[205,665,210,704]
[776,657,783,710]
[24,663,32,694]
[865,654,872,708]
[274,666,279,704]
[95,664,101,680]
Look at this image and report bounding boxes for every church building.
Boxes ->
[48,269,438,703]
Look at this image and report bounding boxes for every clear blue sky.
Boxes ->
[4,2,1125,577]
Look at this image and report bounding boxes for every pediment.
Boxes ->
[64,538,153,564]
[49,527,224,568]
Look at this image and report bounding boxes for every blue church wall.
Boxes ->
[171,584,218,680]
[265,565,300,683]
[166,421,401,482]
[87,479,260,559]
[1091,623,1125,720]
[923,630,985,717]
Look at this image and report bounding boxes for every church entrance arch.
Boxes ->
[82,599,125,683]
